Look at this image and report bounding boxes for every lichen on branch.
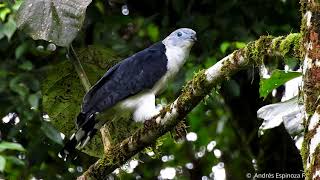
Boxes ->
[81,33,301,179]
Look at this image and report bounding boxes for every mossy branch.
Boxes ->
[80,33,302,179]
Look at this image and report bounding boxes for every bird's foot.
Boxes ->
[143,119,156,129]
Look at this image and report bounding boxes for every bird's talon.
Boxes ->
[144,120,154,129]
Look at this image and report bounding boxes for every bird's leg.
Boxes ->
[132,94,159,122]
[143,103,166,128]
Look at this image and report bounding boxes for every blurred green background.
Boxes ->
[0,0,303,179]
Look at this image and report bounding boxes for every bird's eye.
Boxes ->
[177,32,182,37]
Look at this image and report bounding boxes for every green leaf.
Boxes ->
[0,3,6,8]
[0,142,25,152]
[0,7,11,22]
[28,93,39,109]
[204,56,217,68]
[0,155,5,172]
[12,0,23,11]
[220,42,230,54]
[9,76,29,97]
[5,156,25,166]
[235,41,246,49]
[259,70,301,98]
[15,43,29,59]
[284,57,299,69]
[147,24,159,42]
[41,121,63,145]
[0,69,7,78]
[0,16,16,40]
[16,0,92,47]
[18,61,33,71]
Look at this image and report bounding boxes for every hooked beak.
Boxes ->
[190,35,197,42]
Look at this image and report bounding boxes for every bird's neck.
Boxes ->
[165,45,190,73]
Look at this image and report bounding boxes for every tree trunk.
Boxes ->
[300,0,320,179]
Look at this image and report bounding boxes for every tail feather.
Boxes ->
[76,112,86,129]
[59,113,98,160]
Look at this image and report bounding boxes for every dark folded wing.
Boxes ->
[81,42,168,115]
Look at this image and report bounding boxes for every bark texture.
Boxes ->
[300,0,320,179]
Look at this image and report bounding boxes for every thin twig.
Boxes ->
[68,44,91,92]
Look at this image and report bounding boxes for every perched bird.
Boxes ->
[60,28,197,159]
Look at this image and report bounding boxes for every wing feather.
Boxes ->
[81,42,167,114]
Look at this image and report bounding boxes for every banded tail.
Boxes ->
[59,113,98,160]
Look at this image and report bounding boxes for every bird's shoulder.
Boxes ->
[124,42,167,64]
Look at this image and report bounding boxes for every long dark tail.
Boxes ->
[59,113,98,160]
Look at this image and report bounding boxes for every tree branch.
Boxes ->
[81,33,302,179]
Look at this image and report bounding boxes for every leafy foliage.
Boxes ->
[0,141,25,152]
[259,70,301,98]
[0,141,26,174]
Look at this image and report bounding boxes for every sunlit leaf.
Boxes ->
[0,142,25,152]
[0,16,16,40]
[5,156,25,166]
[0,8,11,22]
[0,3,6,8]
[235,41,246,49]
[0,156,5,172]
[220,42,230,54]
[41,121,63,145]
[16,0,92,47]
[259,70,301,98]
[12,0,23,11]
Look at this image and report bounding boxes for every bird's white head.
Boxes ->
[162,28,197,50]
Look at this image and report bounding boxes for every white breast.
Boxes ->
[151,45,190,94]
